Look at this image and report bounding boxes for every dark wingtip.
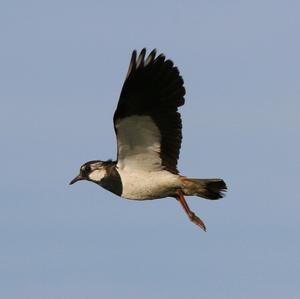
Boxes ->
[126,50,137,78]
[127,48,162,77]
[145,49,157,65]
[136,48,146,68]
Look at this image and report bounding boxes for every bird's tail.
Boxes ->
[181,177,227,200]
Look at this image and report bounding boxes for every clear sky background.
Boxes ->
[1,1,299,298]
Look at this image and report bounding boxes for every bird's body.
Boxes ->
[70,48,227,231]
[114,168,181,200]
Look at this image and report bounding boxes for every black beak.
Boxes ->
[69,174,84,185]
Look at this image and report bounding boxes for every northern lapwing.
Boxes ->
[70,49,227,231]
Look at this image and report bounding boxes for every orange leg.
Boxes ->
[176,189,207,231]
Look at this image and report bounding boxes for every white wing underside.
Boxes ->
[115,115,163,171]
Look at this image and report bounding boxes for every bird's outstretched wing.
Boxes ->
[113,49,185,174]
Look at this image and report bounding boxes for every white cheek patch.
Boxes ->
[88,169,106,181]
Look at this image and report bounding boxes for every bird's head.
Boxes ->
[69,160,107,185]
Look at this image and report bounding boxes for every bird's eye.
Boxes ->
[85,165,91,172]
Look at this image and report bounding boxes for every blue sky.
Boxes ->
[1,0,299,298]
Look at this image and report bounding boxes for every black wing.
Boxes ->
[113,48,185,174]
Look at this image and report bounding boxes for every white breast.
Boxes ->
[117,168,182,200]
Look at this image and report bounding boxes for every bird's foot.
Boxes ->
[188,211,206,232]
[176,189,206,231]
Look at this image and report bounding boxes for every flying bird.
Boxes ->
[70,48,227,231]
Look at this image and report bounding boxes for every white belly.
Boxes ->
[118,169,182,200]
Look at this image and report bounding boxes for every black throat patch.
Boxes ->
[99,161,123,196]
